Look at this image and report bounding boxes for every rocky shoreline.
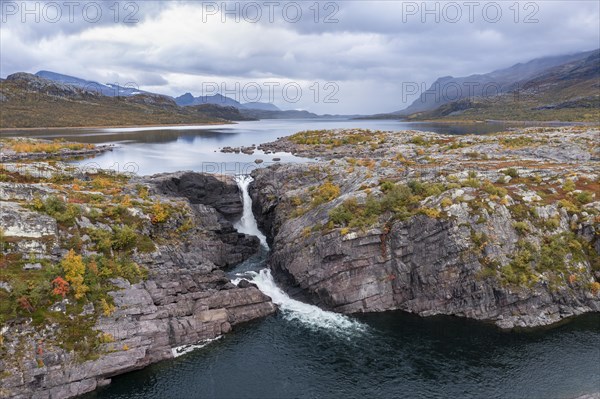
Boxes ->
[0,161,275,398]
[0,138,114,163]
[249,126,600,329]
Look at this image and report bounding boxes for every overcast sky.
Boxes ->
[1,1,598,114]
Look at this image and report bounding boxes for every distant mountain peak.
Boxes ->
[395,49,598,115]
[30,70,288,116]
[174,92,280,111]
[34,70,152,98]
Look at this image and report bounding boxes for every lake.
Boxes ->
[4,119,533,176]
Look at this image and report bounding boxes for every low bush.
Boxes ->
[512,221,530,235]
[502,168,519,178]
[312,181,341,206]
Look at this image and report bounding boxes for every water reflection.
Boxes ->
[2,119,579,176]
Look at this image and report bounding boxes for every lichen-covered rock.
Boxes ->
[150,171,244,216]
[1,202,57,239]
[0,183,56,201]
[250,127,600,329]
[0,165,274,399]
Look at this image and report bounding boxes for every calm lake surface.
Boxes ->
[5,119,535,175]
[8,119,599,398]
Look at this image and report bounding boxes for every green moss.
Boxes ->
[508,203,535,222]
[327,180,449,230]
[408,180,446,197]
[30,195,81,226]
[512,221,530,235]
[558,199,580,213]
[468,199,492,217]
[410,136,430,146]
[111,226,138,251]
[311,181,341,206]
[499,233,593,288]
[329,197,380,230]
[543,217,561,230]
[502,168,519,178]
[462,177,481,188]
[482,181,508,197]
[379,180,395,192]
[88,228,113,254]
[501,241,537,286]
[136,235,156,253]
[575,191,594,204]
[471,231,489,251]
[501,136,536,148]
[477,256,501,280]
[562,178,576,192]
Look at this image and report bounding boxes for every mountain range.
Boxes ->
[35,70,152,97]
[0,71,321,128]
[390,49,599,121]
[2,48,598,128]
[0,73,254,128]
[174,92,280,111]
[34,71,284,113]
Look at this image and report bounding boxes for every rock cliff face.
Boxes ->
[152,172,244,217]
[2,274,274,399]
[0,165,274,398]
[250,127,600,329]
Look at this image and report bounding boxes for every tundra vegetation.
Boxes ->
[265,127,600,293]
[0,139,194,362]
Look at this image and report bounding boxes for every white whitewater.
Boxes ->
[232,269,367,335]
[171,336,222,358]
[232,175,367,336]
[233,175,268,248]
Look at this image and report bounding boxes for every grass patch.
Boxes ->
[1,138,93,154]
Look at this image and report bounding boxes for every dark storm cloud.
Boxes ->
[1,1,598,114]
[0,0,169,39]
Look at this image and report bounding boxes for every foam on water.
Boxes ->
[232,270,367,336]
[171,336,222,358]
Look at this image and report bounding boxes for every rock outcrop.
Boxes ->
[250,127,600,329]
[0,164,274,399]
[1,274,274,399]
[151,171,244,217]
[0,138,113,163]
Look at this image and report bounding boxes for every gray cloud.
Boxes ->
[1,1,598,114]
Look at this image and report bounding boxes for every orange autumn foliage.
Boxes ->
[52,277,70,298]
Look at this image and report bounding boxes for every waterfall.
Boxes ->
[232,175,367,335]
[233,175,268,248]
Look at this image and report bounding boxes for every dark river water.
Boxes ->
[82,311,599,399]
[8,119,599,398]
